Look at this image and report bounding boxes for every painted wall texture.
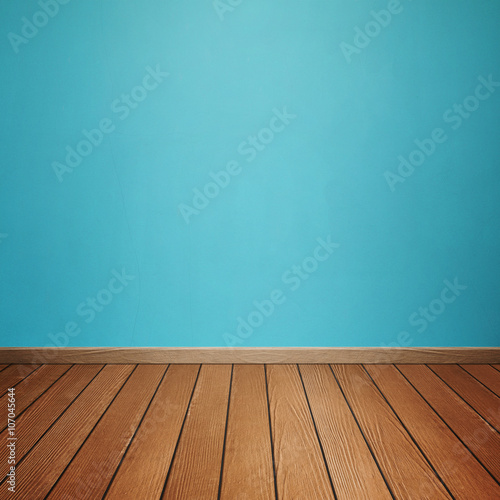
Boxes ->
[1,1,499,348]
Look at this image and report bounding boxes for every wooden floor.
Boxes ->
[1,364,499,499]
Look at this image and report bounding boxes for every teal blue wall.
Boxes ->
[1,0,499,347]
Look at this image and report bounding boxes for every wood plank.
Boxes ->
[0,364,72,433]
[266,364,335,499]
[366,364,500,498]
[8,364,134,499]
[461,365,500,396]
[47,365,166,499]
[331,364,451,499]
[398,364,500,481]
[493,365,500,371]
[429,364,500,430]
[0,365,8,372]
[1,347,500,364]
[299,364,391,500]
[104,365,200,500]
[0,364,40,395]
[219,364,275,500]
[0,365,102,480]
[161,364,232,499]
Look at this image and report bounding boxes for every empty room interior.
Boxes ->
[1,1,500,499]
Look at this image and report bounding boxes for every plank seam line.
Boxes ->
[0,364,73,434]
[0,364,107,486]
[296,364,338,500]
[394,365,500,488]
[217,364,234,500]
[458,365,500,399]
[426,365,500,434]
[159,364,202,499]
[0,364,43,398]
[102,364,171,499]
[328,365,396,500]
[45,364,140,498]
[264,364,279,500]
[363,365,456,500]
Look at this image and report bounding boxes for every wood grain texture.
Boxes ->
[47,365,166,500]
[161,364,232,500]
[331,364,451,499]
[429,364,500,431]
[8,364,134,499]
[0,364,71,433]
[219,364,275,500]
[398,364,500,481]
[0,364,40,395]
[1,347,500,364]
[461,365,500,396]
[267,364,335,500]
[0,365,102,480]
[366,364,500,498]
[299,364,391,500]
[2,363,499,498]
[105,364,200,500]
[0,365,8,372]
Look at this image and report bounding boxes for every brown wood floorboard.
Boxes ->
[299,364,392,499]
[0,365,102,480]
[331,364,451,499]
[161,364,232,500]
[104,364,200,500]
[47,365,166,499]
[461,364,500,396]
[2,363,500,499]
[366,364,500,498]
[0,365,40,396]
[0,364,71,434]
[429,364,500,430]
[398,364,500,481]
[6,365,134,499]
[267,364,335,499]
[219,364,275,500]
